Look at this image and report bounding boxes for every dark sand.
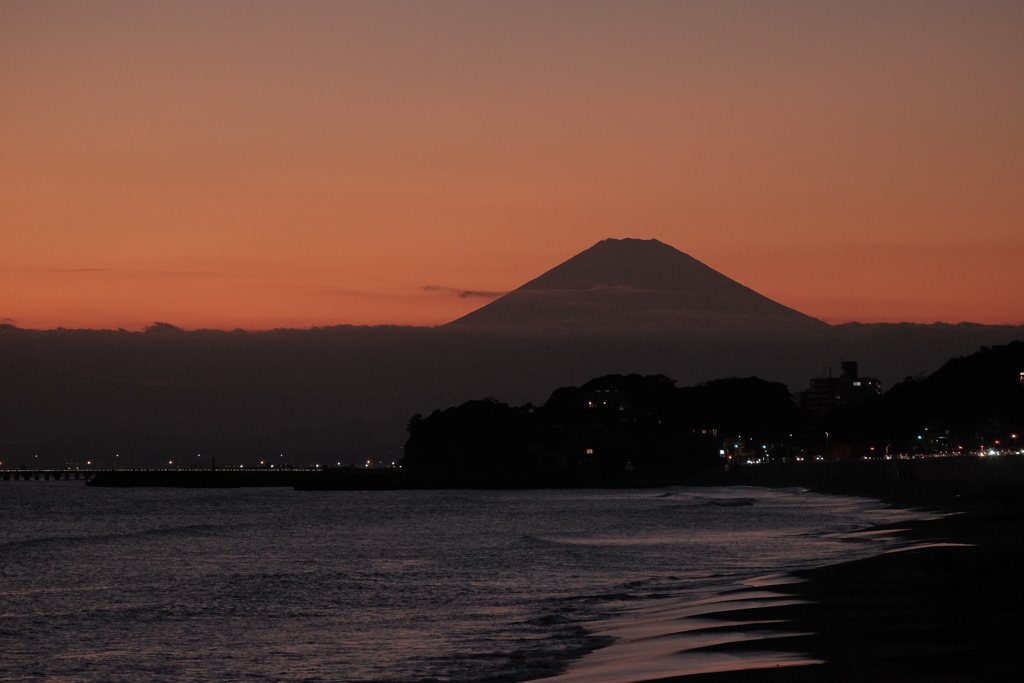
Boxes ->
[652,482,1024,682]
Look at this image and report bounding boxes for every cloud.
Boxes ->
[43,267,248,280]
[423,285,506,299]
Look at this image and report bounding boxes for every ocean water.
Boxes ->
[0,483,927,683]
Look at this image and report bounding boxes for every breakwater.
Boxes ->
[1,469,96,482]
[0,467,405,489]
[84,467,409,488]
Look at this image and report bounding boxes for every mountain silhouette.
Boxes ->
[446,238,826,333]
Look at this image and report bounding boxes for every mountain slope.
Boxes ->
[446,238,826,333]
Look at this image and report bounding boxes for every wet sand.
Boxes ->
[650,484,1024,682]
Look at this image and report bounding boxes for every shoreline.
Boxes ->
[636,480,1024,682]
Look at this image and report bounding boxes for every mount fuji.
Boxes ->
[447,238,825,334]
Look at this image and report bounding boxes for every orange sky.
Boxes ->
[2,1,1022,330]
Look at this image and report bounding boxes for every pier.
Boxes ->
[1,469,98,482]
[0,467,405,489]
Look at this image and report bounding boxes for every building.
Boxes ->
[799,361,881,416]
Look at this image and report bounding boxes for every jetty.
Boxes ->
[0,467,404,489]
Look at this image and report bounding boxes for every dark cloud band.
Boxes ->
[423,285,505,299]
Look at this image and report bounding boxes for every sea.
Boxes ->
[0,482,932,683]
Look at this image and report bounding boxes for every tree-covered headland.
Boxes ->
[403,374,798,487]
[402,341,1024,487]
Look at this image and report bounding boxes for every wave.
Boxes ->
[515,533,570,549]
[0,523,221,552]
[705,497,757,507]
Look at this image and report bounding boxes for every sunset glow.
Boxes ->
[3,1,1022,330]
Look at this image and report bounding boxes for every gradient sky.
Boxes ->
[3,1,1022,330]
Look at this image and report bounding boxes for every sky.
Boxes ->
[3,0,1022,330]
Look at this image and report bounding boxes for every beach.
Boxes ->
[646,483,1024,682]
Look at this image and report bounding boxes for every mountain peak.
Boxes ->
[518,238,724,292]
[446,238,826,333]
